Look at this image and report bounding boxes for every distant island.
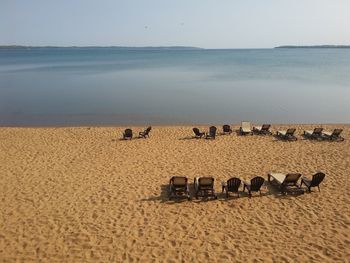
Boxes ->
[0,45,202,50]
[275,45,350,49]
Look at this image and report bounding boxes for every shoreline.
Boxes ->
[1,122,349,129]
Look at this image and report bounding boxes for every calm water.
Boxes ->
[1,48,350,126]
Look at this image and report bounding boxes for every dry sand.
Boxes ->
[0,124,349,262]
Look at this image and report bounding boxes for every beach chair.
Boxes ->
[139,126,152,138]
[222,177,241,198]
[123,128,133,140]
[276,128,297,141]
[243,176,265,197]
[205,126,217,139]
[322,129,344,141]
[303,128,323,140]
[268,173,302,194]
[194,177,217,199]
[169,176,190,200]
[253,124,272,135]
[222,124,233,135]
[193,128,205,139]
[300,172,326,192]
[239,121,253,135]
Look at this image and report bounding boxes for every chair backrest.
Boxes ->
[331,129,343,137]
[171,176,188,187]
[199,177,214,189]
[222,124,232,132]
[223,124,231,133]
[227,177,241,191]
[144,126,152,135]
[209,126,217,137]
[124,129,133,138]
[250,176,265,191]
[286,128,296,136]
[193,127,201,136]
[284,173,302,185]
[310,172,326,187]
[262,124,271,131]
[242,122,251,130]
[313,128,323,135]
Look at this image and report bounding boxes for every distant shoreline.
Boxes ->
[0,45,203,50]
[275,45,350,49]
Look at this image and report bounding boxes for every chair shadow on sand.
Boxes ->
[141,183,216,203]
[140,184,191,204]
[178,136,199,141]
[265,182,305,198]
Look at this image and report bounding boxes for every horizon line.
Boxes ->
[1,44,350,49]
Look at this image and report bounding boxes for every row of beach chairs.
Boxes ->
[120,124,344,141]
[169,172,326,200]
[193,122,344,141]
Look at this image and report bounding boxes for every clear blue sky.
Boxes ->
[1,0,350,48]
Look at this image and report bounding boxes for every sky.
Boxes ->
[1,0,350,48]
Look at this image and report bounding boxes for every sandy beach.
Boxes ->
[0,124,349,262]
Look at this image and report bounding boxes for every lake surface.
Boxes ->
[1,48,350,126]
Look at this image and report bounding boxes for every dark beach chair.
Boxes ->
[239,121,253,135]
[123,128,133,140]
[205,126,217,139]
[300,172,326,192]
[268,173,302,194]
[169,176,190,200]
[139,126,152,138]
[222,124,233,135]
[193,128,205,139]
[322,129,344,141]
[222,177,241,198]
[243,176,265,197]
[303,128,323,140]
[194,177,217,199]
[253,124,272,135]
[276,128,297,141]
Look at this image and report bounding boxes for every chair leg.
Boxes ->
[318,186,320,192]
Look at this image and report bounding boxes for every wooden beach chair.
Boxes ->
[139,126,152,138]
[193,128,205,139]
[276,128,297,141]
[321,129,344,141]
[253,124,272,135]
[169,176,190,200]
[205,126,217,139]
[123,128,133,140]
[239,121,253,135]
[243,176,265,197]
[303,127,323,140]
[268,173,302,194]
[194,177,217,199]
[222,177,241,198]
[222,124,233,135]
[300,172,326,192]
